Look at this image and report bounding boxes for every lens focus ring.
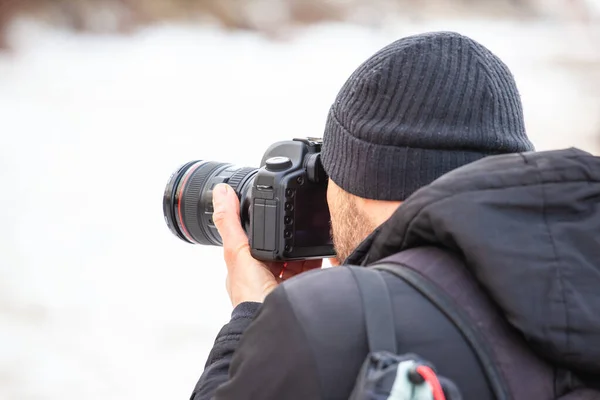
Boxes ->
[179,161,224,245]
[227,167,257,194]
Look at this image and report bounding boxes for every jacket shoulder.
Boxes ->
[278,267,370,398]
[281,266,364,324]
[279,265,494,399]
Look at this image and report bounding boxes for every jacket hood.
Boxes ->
[348,148,600,374]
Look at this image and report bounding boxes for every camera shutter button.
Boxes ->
[265,157,292,172]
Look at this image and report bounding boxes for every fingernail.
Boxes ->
[213,183,228,203]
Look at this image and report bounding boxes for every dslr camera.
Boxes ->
[163,138,335,261]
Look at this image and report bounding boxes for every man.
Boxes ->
[191,32,600,399]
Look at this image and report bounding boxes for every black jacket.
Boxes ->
[191,148,600,399]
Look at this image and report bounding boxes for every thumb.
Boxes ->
[212,183,252,264]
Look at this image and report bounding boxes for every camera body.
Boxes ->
[247,138,334,261]
[163,137,335,262]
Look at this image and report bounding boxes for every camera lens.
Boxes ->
[163,161,257,246]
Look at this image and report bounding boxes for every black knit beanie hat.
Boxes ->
[321,31,534,201]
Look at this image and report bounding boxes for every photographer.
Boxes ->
[189,32,600,399]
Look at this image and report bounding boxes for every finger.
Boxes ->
[302,259,323,271]
[280,268,297,281]
[283,259,322,274]
[265,263,289,279]
[212,183,253,265]
[281,260,321,280]
[267,259,323,280]
[272,264,290,280]
[329,257,341,267]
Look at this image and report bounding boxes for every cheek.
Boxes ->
[326,183,333,212]
[326,184,337,221]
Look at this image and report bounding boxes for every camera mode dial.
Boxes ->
[265,156,292,172]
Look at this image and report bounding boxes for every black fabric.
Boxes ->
[191,302,261,400]
[211,287,322,400]
[321,31,534,201]
[375,247,557,399]
[348,147,600,376]
[349,267,397,354]
[192,265,493,399]
[375,261,510,399]
[558,389,600,400]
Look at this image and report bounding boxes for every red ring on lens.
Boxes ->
[176,161,203,243]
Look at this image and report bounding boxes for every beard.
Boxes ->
[329,190,376,264]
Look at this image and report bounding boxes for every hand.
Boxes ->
[329,257,341,267]
[212,183,322,308]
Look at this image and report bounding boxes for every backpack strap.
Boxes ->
[349,267,397,354]
[348,267,398,354]
[348,267,463,400]
[373,246,555,400]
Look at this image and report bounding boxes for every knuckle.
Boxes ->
[212,209,227,225]
[224,242,250,263]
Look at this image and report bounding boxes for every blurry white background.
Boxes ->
[0,1,599,399]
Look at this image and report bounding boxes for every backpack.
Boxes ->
[348,246,600,400]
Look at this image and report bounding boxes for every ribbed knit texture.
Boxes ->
[322,31,535,201]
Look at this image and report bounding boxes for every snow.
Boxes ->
[0,17,598,400]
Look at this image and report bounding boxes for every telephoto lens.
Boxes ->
[163,161,258,245]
